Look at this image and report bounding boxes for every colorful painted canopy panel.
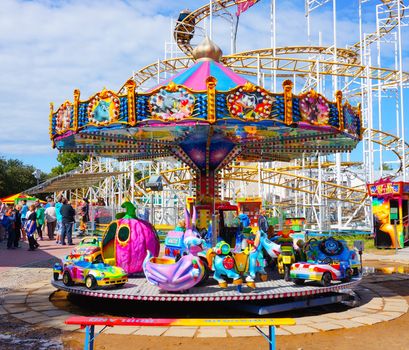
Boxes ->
[50,56,361,171]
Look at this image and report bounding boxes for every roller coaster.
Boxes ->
[53,0,409,231]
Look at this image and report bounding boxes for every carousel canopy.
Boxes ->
[49,38,362,172]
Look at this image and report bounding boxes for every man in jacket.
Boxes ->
[60,198,76,245]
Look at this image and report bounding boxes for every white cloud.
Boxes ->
[0,0,407,172]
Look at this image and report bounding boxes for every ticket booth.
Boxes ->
[367,178,409,249]
[236,197,262,227]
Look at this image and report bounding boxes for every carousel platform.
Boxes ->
[51,276,361,305]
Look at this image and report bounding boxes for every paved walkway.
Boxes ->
[0,237,78,273]
[0,274,408,338]
[363,246,409,263]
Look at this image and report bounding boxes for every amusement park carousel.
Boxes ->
[49,32,364,313]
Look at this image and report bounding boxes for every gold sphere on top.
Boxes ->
[192,37,223,62]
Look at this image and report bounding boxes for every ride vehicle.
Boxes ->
[64,236,102,263]
[290,236,360,286]
[290,259,354,286]
[100,201,160,275]
[144,235,206,292]
[144,208,209,292]
[277,243,295,281]
[164,207,210,268]
[206,230,281,289]
[304,236,360,274]
[274,228,296,281]
[54,260,127,290]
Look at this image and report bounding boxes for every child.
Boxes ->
[25,204,39,251]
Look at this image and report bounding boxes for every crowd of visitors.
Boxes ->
[0,195,90,251]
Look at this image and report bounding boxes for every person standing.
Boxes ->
[20,200,28,241]
[35,201,45,240]
[257,209,269,234]
[25,204,39,251]
[0,203,5,242]
[45,202,57,240]
[55,195,63,244]
[78,197,89,236]
[5,208,15,249]
[12,205,22,248]
[60,198,75,245]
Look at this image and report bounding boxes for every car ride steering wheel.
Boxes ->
[319,256,333,264]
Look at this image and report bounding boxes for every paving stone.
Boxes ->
[226,328,260,337]
[3,305,29,314]
[280,325,319,334]
[25,282,49,289]
[383,304,408,312]
[77,325,106,333]
[38,319,67,329]
[310,322,344,331]
[28,291,51,297]
[332,319,365,328]
[27,296,50,303]
[362,299,384,306]
[322,313,347,320]
[163,327,197,338]
[363,313,395,321]
[104,326,140,335]
[23,316,52,324]
[4,293,29,299]
[275,327,292,335]
[12,310,44,320]
[383,296,405,302]
[359,303,383,311]
[297,316,335,325]
[30,304,58,312]
[133,327,170,336]
[333,310,369,319]
[42,309,70,317]
[357,308,381,315]
[255,326,291,336]
[380,311,404,319]
[58,324,82,332]
[197,327,228,338]
[350,316,383,325]
[3,297,27,304]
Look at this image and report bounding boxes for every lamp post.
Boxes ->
[32,169,41,185]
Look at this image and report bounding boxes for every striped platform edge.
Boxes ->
[51,276,361,302]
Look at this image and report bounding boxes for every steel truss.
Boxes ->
[68,0,408,231]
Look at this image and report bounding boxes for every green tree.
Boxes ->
[49,153,88,177]
[381,163,393,171]
[0,157,45,197]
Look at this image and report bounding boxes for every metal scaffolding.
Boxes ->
[60,0,408,231]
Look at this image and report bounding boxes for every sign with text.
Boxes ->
[367,181,402,197]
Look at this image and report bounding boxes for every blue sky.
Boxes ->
[0,0,407,173]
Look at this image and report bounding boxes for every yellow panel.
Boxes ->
[171,318,296,327]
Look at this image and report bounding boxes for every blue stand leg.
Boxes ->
[84,325,95,350]
[268,325,276,350]
[90,325,95,350]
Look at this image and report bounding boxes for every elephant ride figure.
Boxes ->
[206,229,281,290]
